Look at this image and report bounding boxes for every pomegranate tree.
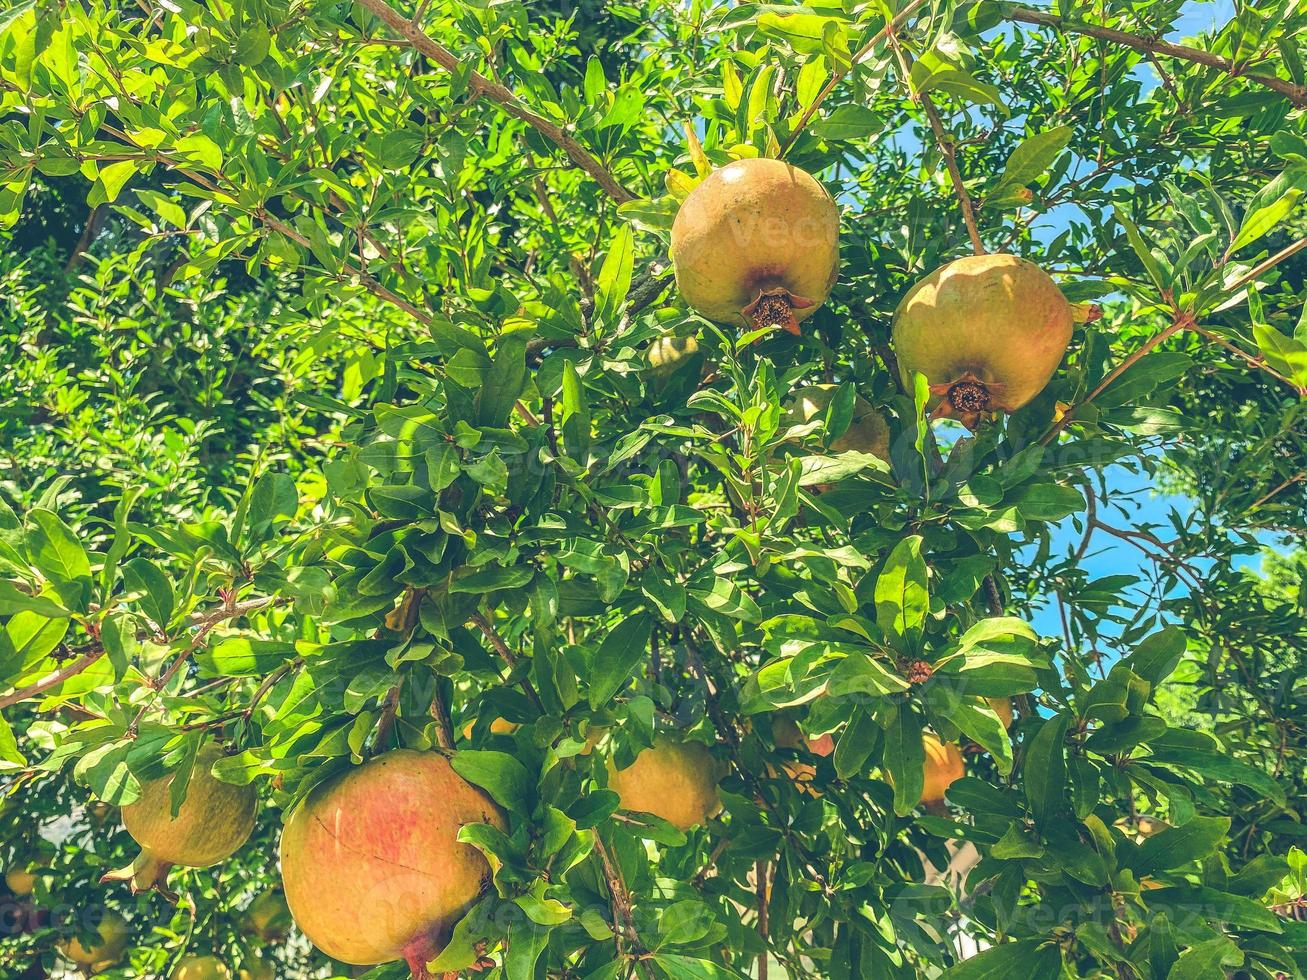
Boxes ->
[102,743,256,900]
[671,158,839,336]
[279,749,505,978]
[892,253,1074,428]
[607,737,721,830]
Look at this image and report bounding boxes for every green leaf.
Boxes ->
[874,535,927,649]
[1023,711,1070,828]
[451,750,533,811]
[884,702,926,817]
[594,225,634,330]
[194,637,294,677]
[1124,627,1187,686]
[1133,816,1230,876]
[988,125,1072,203]
[939,939,1062,979]
[25,509,91,612]
[588,613,653,709]
[1228,166,1307,254]
[1165,936,1243,979]
[809,105,882,140]
[0,713,26,770]
[1252,323,1307,387]
[650,955,745,979]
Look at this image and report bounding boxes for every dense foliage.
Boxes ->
[0,0,1304,978]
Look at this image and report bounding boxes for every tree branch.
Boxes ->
[1007,6,1307,108]
[469,612,543,710]
[352,0,636,203]
[888,33,985,255]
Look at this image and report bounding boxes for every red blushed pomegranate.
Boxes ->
[102,744,256,901]
[279,750,505,978]
[671,158,839,336]
[893,253,1074,429]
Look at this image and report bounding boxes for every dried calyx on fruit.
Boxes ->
[102,743,256,901]
[893,253,1074,429]
[279,749,505,979]
[671,158,839,336]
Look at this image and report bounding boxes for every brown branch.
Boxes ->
[1248,473,1305,511]
[352,0,635,203]
[1187,323,1303,391]
[0,649,106,710]
[124,595,286,737]
[469,612,543,710]
[888,33,984,255]
[780,0,931,156]
[1007,6,1307,107]
[430,681,456,751]
[373,682,403,753]
[1224,234,1307,291]
[594,836,650,977]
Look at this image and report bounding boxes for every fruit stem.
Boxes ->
[99,850,177,903]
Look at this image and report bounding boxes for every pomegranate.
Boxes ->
[238,961,276,980]
[892,253,1073,428]
[920,734,966,807]
[988,698,1014,729]
[607,738,721,830]
[5,866,35,896]
[172,955,232,980]
[770,717,833,796]
[59,909,129,971]
[784,384,890,460]
[279,749,505,978]
[671,158,839,336]
[243,889,291,942]
[102,744,257,900]
[646,333,702,383]
[460,716,518,740]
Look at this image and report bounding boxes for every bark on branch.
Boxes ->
[1007,6,1307,107]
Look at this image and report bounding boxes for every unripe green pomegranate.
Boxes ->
[172,954,232,980]
[101,744,257,900]
[784,384,890,460]
[59,909,129,971]
[893,253,1073,428]
[243,889,291,942]
[238,960,276,980]
[607,738,721,831]
[672,159,839,336]
[280,749,505,978]
[646,333,702,382]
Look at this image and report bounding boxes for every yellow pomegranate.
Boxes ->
[59,909,129,971]
[607,738,721,831]
[280,750,505,975]
[784,384,890,460]
[172,955,232,980]
[238,960,276,980]
[671,158,839,336]
[460,716,518,740]
[921,734,966,806]
[5,866,35,896]
[646,333,702,382]
[770,717,834,796]
[102,744,257,899]
[243,889,291,941]
[893,254,1073,428]
[988,698,1014,729]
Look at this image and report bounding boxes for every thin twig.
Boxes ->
[888,33,984,255]
[430,680,456,751]
[469,612,543,710]
[594,836,650,978]
[353,0,635,202]
[1007,6,1307,107]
